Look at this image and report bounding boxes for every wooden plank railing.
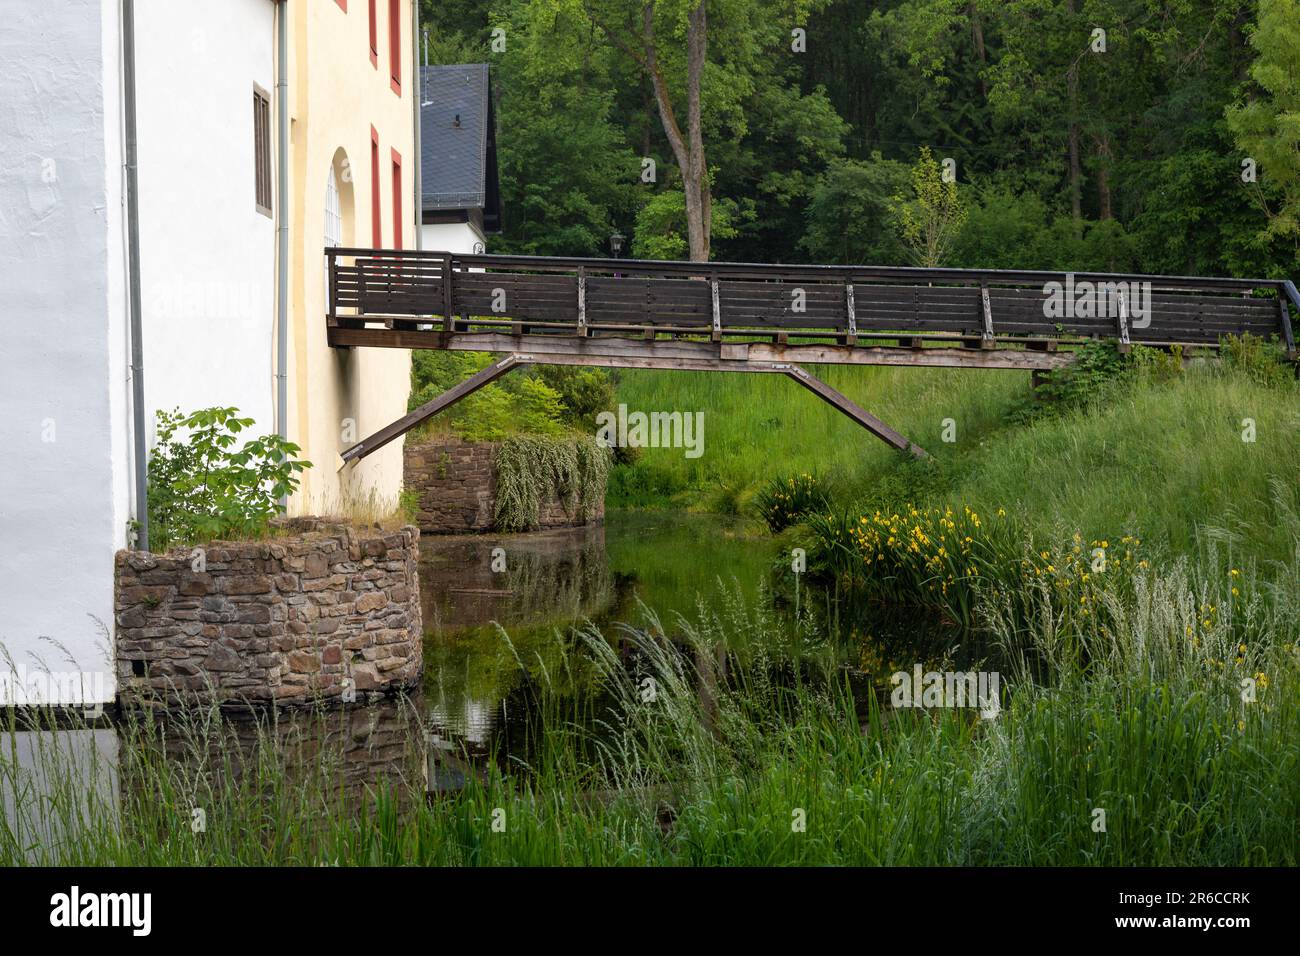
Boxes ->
[325,247,1298,357]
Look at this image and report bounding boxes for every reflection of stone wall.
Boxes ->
[421,524,612,632]
[404,435,605,534]
[122,697,428,814]
[114,519,422,709]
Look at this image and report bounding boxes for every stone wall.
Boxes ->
[404,434,605,534]
[114,518,422,709]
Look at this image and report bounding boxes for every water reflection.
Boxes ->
[0,727,119,864]
[2,511,980,845]
[418,510,980,783]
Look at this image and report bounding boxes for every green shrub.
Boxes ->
[1219,331,1294,388]
[754,473,827,533]
[146,407,310,551]
[1025,340,1132,413]
[409,350,617,442]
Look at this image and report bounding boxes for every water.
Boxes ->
[3,511,977,851]
[418,510,983,786]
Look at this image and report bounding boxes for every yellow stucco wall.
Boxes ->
[286,0,415,516]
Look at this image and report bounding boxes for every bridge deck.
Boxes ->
[327,248,1299,365]
[325,249,1297,462]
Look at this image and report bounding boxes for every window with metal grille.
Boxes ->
[253,86,272,216]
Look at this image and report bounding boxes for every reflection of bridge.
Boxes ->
[327,248,1299,459]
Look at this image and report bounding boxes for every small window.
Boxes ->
[370,128,381,247]
[369,0,378,66]
[253,86,272,217]
[388,0,401,94]
[391,150,402,249]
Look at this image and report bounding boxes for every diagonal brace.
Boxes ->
[780,364,927,458]
[340,354,529,463]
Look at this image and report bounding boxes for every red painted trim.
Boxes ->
[388,0,401,95]
[334,0,346,11]
[370,126,381,249]
[368,0,378,68]
[391,148,403,250]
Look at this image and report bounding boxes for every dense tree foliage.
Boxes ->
[419,0,1299,275]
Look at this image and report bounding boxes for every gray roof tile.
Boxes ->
[419,64,497,215]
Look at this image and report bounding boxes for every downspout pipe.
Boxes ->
[123,0,148,551]
[412,1,422,250]
[275,1,290,497]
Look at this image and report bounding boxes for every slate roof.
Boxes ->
[419,63,501,230]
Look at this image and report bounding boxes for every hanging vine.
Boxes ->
[493,435,612,532]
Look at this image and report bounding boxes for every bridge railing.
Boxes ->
[326,247,1298,356]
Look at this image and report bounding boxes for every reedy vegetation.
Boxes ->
[2,558,1296,865]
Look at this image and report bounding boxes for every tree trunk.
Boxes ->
[1066,1,1082,234]
[968,3,988,99]
[642,1,710,261]
[1095,133,1113,220]
[591,1,712,261]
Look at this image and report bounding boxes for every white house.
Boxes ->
[0,0,435,706]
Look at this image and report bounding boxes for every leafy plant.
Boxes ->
[891,146,968,268]
[1219,331,1294,388]
[1020,340,1133,418]
[754,473,827,533]
[147,407,310,551]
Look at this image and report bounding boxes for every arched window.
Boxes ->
[323,150,355,319]
[324,165,343,311]
[325,164,343,249]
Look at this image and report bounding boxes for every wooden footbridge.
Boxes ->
[327,248,1298,460]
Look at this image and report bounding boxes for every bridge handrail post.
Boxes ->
[1116,286,1132,353]
[442,254,454,333]
[1279,281,1299,360]
[577,266,588,337]
[979,282,995,349]
[845,281,857,346]
[710,275,721,342]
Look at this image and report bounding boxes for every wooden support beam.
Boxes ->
[781,365,927,458]
[326,327,1078,371]
[339,354,527,463]
[338,351,928,464]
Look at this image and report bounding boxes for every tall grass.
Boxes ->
[4,549,1295,865]
[609,364,1024,508]
[614,359,1298,569]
